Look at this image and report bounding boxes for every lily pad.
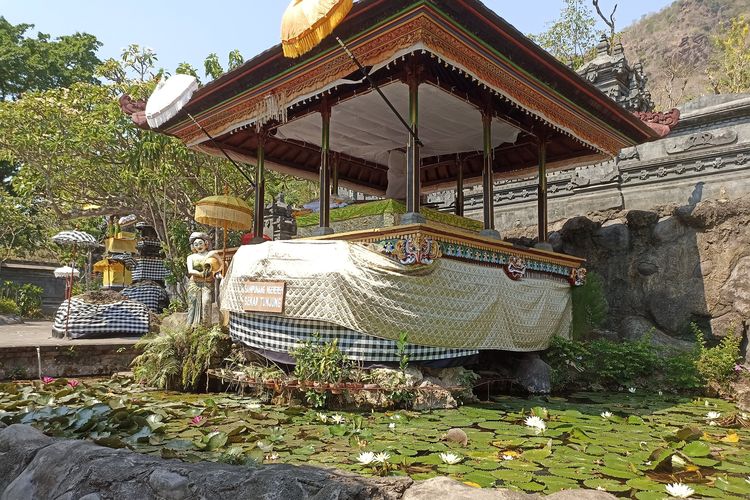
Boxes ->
[583,478,630,492]
[681,440,711,457]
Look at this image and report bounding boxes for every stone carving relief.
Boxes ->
[666,129,738,155]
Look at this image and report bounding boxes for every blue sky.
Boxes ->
[1,1,673,76]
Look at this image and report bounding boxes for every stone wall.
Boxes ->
[0,261,66,315]
[427,93,750,233]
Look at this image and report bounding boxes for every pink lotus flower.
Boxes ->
[67,379,80,388]
[41,376,55,384]
[190,415,204,426]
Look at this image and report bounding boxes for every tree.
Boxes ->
[0,16,101,100]
[531,0,601,69]
[204,53,223,80]
[592,0,618,53]
[708,16,750,94]
[0,47,313,280]
[0,194,48,264]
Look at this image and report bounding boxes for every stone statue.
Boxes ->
[186,232,222,327]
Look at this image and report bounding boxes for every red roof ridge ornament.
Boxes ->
[633,108,681,137]
[119,94,148,129]
[281,0,353,58]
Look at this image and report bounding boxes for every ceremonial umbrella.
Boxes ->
[281,0,353,58]
[51,230,99,338]
[53,266,80,279]
[194,193,253,268]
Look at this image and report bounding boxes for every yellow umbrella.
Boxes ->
[195,194,253,231]
[281,0,353,58]
[194,193,253,266]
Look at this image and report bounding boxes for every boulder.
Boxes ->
[403,477,533,500]
[620,316,695,352]
[0,424,411,500]
[402,477,618,500]
[159,312,188,332]
[513,354,552,394]
[625,210,659,229]
[0,315,23,326]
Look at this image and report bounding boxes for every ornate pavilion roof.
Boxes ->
[143,0,661,195]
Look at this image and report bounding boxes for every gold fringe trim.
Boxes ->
[282,0,353,58]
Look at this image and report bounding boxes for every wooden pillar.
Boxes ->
[455,158,464,217]
[331,153,339,197]
[315,98,334,236]
[535,139,552,250]
[402,65,425,225]
[252,131,266,243]
[480,108,501,238]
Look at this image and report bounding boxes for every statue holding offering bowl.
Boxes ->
[186,232,222,326]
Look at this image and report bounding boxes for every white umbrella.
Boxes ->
[51,229,99,338]
[51,230,99,249]
[53,266,80,279]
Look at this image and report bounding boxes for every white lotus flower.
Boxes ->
[658,390,663,396]
[317,412,327,423]
[601,411,613,419]
[706,411,721,424]
[266,452,279,461]
[439,452,462,465]
[331,414,345,424]
[388,422,396,430]
[666,482,694,498]
[356,451,376,465]
[374,452,391,463]
[704,400,710,407]
[502,454,515,461]
[524,416,546,433]
[628,387,636,393]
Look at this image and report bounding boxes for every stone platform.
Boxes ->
[0,321,141,380]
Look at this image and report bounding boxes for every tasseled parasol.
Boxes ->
[281,0,353,58]
[194,192,253,268]
[194,194,253,231]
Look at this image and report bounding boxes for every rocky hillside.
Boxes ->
[619,0,747,110]
[506,194,750,359]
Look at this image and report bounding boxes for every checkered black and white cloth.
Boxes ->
[132,258,169,282]
[229,313,478,362]
[136,239,162,256]
[121,282,169,313]
[52,298,151,339]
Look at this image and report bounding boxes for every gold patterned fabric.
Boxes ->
[221,241,571,351]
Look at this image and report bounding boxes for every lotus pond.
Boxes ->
[2,378,749,499]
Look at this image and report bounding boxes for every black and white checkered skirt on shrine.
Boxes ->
[52,298,151,339]
[229,312,478,363]
[121,282,170,313]
[132,258,169,282]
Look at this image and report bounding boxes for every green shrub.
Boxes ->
[585,335,659,388]
[570,271,609,339]
[662,350,703,391]
[0,281,42,317]
[17,284,43,318]
[545,334,682,392]
[291,334,352,408]
[0,297,19,315]
[132,324,231,391]
[693,323,742,389]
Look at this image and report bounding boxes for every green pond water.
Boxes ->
[2,378,750,499]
